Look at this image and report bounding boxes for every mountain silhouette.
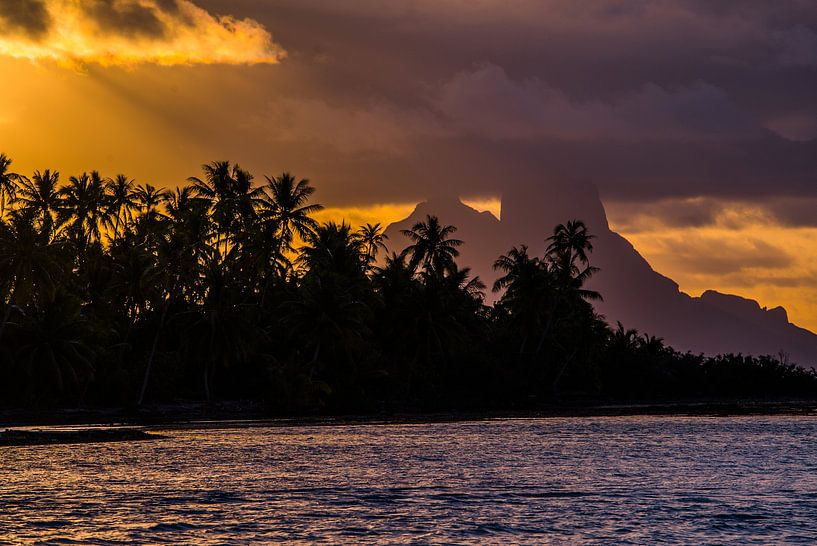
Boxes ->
[385,179,817,367]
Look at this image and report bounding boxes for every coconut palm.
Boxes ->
[546,220,601,303]
[610,321,640,352]
[0,209,65,341]
[136,187,209,406]
[182,256,261,401]
[283,276,370,371]
[546,219,595,268]
[0,153,21,220]
[409,261,486,368]
[493,245,555,353]
[299,221,367,281]
[133,183,167,218]
[131,183,168,247]
[260,172,323,256]
[236,215,289,298]
[13,290,96,401]
[188,161,233,247]
[59,171,110,247]
[357,222,389,266]
[14,169,62,239]
[400,215,463,277]
[161,186,210,301]
[189,161,263,259]
[105,174,137,242]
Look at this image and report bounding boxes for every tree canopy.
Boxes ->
[0,154,814,411]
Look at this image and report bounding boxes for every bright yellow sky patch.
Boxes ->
[314,202,416,232]
[0,0,284,67]
[461,197,501,220]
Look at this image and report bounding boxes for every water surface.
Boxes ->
[2,416,817,544]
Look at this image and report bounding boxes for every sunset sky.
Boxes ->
[2,1,817,329]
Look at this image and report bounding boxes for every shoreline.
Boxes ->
[2,398,817,430]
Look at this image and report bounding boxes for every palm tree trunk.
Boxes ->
[112,208,122,243]
[551,347,579,394]
[0,294,15,342]
[137,293,172,406]
[535,299,560,354]
[310,342,321,366]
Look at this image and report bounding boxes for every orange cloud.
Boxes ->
[0,0,284,67]
[315,203,415,231]
[607,202,817,332]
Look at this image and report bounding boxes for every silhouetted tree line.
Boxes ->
[1,153,815,411]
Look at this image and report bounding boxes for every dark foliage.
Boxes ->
[1,153,815,411]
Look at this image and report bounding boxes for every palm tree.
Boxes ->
[640,333,667,356]
[15,169,62,239]
[0,209,65,341]
[0,153,21,221]
[546,220,601,303]
[105,174,137,242]
[59,171,109,247]
[230,164,264,233]
[181,256,261,402]
[133,183,167,218]
[546,220,595,268]
[107,235,160,326]
[494,222,601,365]
[161,186,210,301]
[493,245,555,353]
[189,161,263,259]
[410,261,486,368]
[236,215,290,300]
[283,276,370,371]
[299,221,367,281]
[357,222,389,266]
[14,290,96,402]
[132,183,168,245]
[260,172,323,257]
[136,186,209,406]
[610,321,640,352]
[400,215,463,276]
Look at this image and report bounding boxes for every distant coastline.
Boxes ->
[2,156,816,417]
[3,398,817,430]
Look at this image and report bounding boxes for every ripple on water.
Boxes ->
[1,416,817,544]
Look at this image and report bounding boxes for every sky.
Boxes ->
[1,0,817,328]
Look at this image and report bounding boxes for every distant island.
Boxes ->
[0,153,815,420]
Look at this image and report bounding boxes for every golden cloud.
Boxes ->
[607,206,817,332]
[0,0,284,67]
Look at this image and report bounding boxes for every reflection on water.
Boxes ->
[2,416,817,544]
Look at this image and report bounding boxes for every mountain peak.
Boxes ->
[385,180,817,366]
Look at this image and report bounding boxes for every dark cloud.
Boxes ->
[607,198,727,231]
[0,0,51,38]
[8,1,815,212]
[185,0,817,208]
[154,0,181,14]
[82,0,167,38]
[766,198,817,227]
[432,64,758,140]
[776,25,817,67]
[603,195,817,231]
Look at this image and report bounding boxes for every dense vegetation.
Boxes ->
[1,153,815,412]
